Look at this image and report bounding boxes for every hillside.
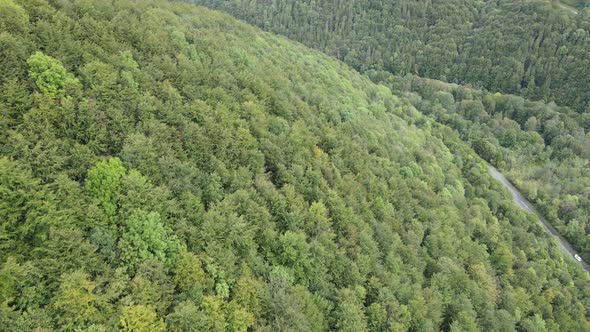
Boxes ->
[184,0,590,283]
[367,71,590,261]
[184,0,590,113]
[1,0,590,331]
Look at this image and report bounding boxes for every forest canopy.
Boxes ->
[184,0,590,113]
[368,71,590,263]
[187,0,590,299]
[0,0,590,331]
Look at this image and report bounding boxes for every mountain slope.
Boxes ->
[368,71,590,261]
[183,0,590,113]
[1,0,590,331]
[184,0,590,277]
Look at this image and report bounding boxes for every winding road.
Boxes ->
[488,164,590,272]
[557,1,579,15]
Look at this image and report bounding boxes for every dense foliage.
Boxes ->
[187,0,590,292]
[1,0,590,331]
[184,0,590,113]
[369,72,590,261]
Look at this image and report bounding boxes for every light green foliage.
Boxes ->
[226,300,254,332]
[166,297,253,332]
[366,303,387,332]
[277,231,311,284]
[118,210,181,274]
[186,0,590,112]
[334,287,368,332]
[520,314,548,332]
[450,311,478,332]
[27,51,78,97]
[117,169,173,220]
[119,305,165,332]
[231,272,267,323]
[85,157,126,217]
[0,257,31,306]
[199,295,227,332]
[51,270,98,330]
[173,250,210,301]
[0,0,28,34]
[306,201,332,238]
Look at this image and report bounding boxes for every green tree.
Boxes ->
[51,270,98,330]
[0,0,29,34]
[129,260,175,314]
[172,250,211,301]
[492,245,514,276]
[520,314,548,332]
[231,271,268,326]
[27,51,79,97]
[366,303,387,332]
[119,305,165,332]
[226,300,254,332]
[333,287,368,332]
[85,157,126,217]
[1,1,590,330]
[118,209,181,274]
[0,157,52,256]
[166,301,202,332]
[450,311,478,332]
[0,257,31,306]
[199,295,227,332]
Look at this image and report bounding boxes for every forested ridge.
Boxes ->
[185,0,590,283]
[183,0,590,113]
[1,0,590,331]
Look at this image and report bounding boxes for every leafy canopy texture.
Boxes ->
[191,0,590,270]
[119,305,165,332]
[370,72,590,262]
[118,209,181,274]
[186,0,590,112]
[0,0,589,331]
[27,51,78,97]
[85,157,126,217]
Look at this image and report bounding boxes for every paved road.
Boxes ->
[488,164,590,272]
[557,1,579,14]
[557,1,578,15]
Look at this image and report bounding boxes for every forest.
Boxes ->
[1,0,590,331]
[188,0,590,284]
[366,71,590,261]
[184,0,590,113]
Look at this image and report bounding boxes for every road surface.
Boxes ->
[557,1,579,14]
[488,164,590,272]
